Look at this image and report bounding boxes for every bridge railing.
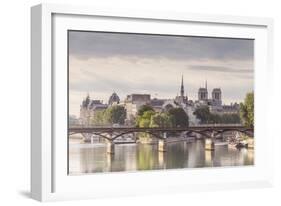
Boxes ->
[69,123,244,129]
[69,124,133,128]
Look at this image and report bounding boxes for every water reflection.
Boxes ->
[69,140,254,175]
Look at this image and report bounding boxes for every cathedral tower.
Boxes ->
[198,81,208,101]
[212,88,222,106]
[180,75,184,97]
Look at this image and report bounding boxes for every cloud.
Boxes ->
[188,65,252,74]
[68,31,254,116]
[68,55,253,116]
[68,31,254,61]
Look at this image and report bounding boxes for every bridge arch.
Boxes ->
[185,130,212,139]
[91,133,113,141]
[69,132,113,141]
[68,126,254,141]
[112,130,164,140]
[69,130,165,141]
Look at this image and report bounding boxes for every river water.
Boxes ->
[68,138,254,175]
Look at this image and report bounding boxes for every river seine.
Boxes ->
[69,138,254,175]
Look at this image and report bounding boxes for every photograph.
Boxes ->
[68,30,254,175]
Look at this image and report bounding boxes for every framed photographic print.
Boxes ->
[31,3,274,201]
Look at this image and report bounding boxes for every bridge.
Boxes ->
[69,124,253,140]
[69,124,253,153]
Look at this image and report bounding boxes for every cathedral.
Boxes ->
[197,81,222,107]
[78,75,239,126]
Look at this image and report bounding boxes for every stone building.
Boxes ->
[124,94,151,121]
[150,98,166,113]
[195,82,239,115]
[222,103,240,114]
[198,81,208,102]
[78,77,240,127]
[108,92,120,106]
[80,94,108,125]
[212,88,222,106]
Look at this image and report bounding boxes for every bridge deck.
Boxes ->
[69,125,253,133]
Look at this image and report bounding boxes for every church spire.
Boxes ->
[85,92,90,107]
[205,80,207,89]
[180,75,184,97]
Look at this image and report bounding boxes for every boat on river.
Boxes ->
[215,142,228,146]
[114,134,136,144]
[227,132,248,148]
[235,140,248,148]
[114,138,136,144]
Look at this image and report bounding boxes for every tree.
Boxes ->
[137,104,154,116]
[137,110,155,128]
[91,110,106,125]
[209,113,221,124]
[193,106,211,124]
[167,108,189,127]
[194,105,241,124]
[240,92,254,128]
[103,105,126,125]
[150,112,173,128]
[220,113,241,124]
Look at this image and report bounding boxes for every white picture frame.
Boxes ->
[31,3,274,202]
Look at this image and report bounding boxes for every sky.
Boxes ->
[68,31,254,117]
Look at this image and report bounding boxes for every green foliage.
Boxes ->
[220,113,241,123]
[136,108,178,128]
[91,110,106,125]
[150,112,174,128]
[193,106,210,124]
[193,106,241,124]
[137,104,154,116]
[136,106,189,140]
[91,105,126,125]
[137,107,189,128]
[137,110,155,127]
[137,106,189,128]
[167,108,189,127]
[104,105,126,125]
[240,92,254,128]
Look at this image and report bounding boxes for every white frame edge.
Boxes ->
[31,5,42,201]
[31,3,274,202]
[31,4,53,201]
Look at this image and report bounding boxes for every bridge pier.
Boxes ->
[158,139,167,152]
[205,150,214,166]
[158,150,166,168]
[247,137,254,149]
[205,132,215,151]
[106,140,115,154]
[205,138,215,150]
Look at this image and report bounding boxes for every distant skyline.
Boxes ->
[69,31,254,117]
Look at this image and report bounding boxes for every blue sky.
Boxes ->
[69,31,254,116]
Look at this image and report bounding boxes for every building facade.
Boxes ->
[78,76,240,126]
[212,88,222,106]
[124,94,151,121]
[80,94,108,125]
[195,82,239,115]
[108,92,120,106]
